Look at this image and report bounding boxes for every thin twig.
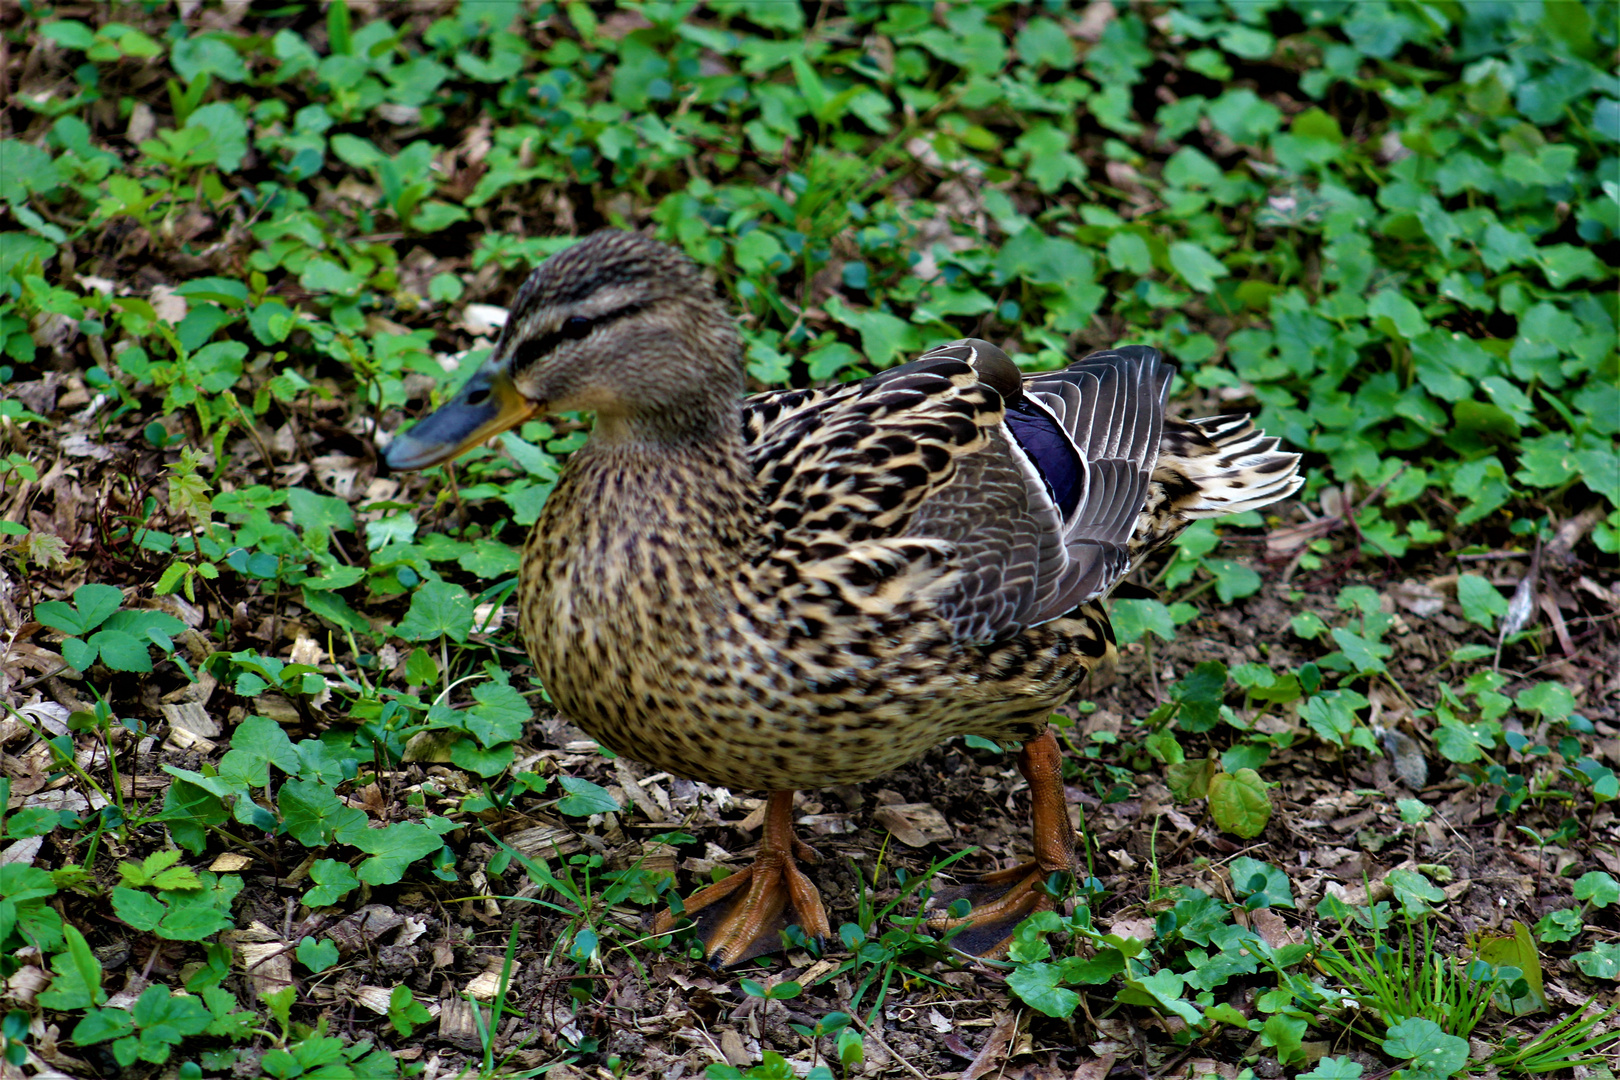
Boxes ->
[850,1010,931,1080]
[14,664,69,692]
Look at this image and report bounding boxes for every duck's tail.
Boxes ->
[1126,414,1304,566]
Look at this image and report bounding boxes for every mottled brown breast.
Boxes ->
[516,362,1118,792]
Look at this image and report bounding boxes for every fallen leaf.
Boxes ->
[872,802,954,848]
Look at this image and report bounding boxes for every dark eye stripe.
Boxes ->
[507,304,644,370]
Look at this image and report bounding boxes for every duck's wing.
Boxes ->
[741,340,1171,645]
[743,351,1002,548]
[908,342,1171,640]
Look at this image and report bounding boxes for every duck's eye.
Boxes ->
[563,315,594,340]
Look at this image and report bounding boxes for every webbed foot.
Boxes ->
[654,791,831,967]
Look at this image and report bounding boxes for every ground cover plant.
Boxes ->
[1,1,1617,1077]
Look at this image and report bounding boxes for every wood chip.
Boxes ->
[1105,915,1156,944]
[436,994,481,1050]
[160,665,216,704]
[1071,1,1116,42]
[1575,576,1619,608]
[737,801,767,832]
[1546,505,1603,566]
[460,304,509,337]
[1389,578,1445,617]
[1539,593,1576,655]
[1250,908,1302,951]
[26,786,102,813]
[505,823,585,860]
[161,700,219,739]
[235,940,293,1000]
[164,725,215,752]
[1072,1053,1117,1080]
[17,699,70,737]
[354,985,408,1016]
[251,693,301,725]
[463,955,519,1001]
[103,982,149,1011]
[798,812,856,834]
[5,960,49,1004]
[282,853,317,887]
[1,836,45,868]
[614,757,666,821]
[327,906,405,954]
[117,775,167,797]
[718,1028,751,1068]
[288,635,324,666]
[310,454,361,498]
[468,869,500,917]
[471,603,505,632]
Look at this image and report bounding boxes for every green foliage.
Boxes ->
[111,868,242,942]
[1483,1000,1620,1073]
[502,842,667,971]
[1310,913,1506,1042]
[459,925,549,1078]
[5,2,1618,1074]
[117,849,200,891]
[386,985,433,1037]
[72,983,252,1068]
[1005,907,1130,1018]
[34,583,185,673]
[998,879,1317,1046]
[1107,597,1179,645]
[10,1,1614,558]
[159,710,460,891]
[35,926,101,1011]
[708,1053,836,1080]
[1573,942,1620,980]
[1,1011,28,1068]
[296,936,340,974]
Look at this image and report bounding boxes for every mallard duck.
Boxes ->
[383,230,1302,965]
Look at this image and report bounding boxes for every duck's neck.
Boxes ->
[564,403,756,553]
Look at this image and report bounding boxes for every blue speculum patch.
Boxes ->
[1004,400,1084,520]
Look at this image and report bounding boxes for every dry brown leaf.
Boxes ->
[871,802,954,848]
[962,1010,1020,1080]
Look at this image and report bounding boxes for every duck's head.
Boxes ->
[383,230,741,471]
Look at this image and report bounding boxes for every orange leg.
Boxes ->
[930,729,1077,957]
[653,790,832,967]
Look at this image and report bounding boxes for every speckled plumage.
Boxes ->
[384,230,1303,962]
[481,233,1302,793]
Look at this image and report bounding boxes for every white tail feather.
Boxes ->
[1174,415,1303,518]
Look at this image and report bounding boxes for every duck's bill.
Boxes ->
[383,361,536,472]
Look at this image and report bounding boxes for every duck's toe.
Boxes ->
[926,862,1072,958]
[656,852,831,967]
[652,791,831,967]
